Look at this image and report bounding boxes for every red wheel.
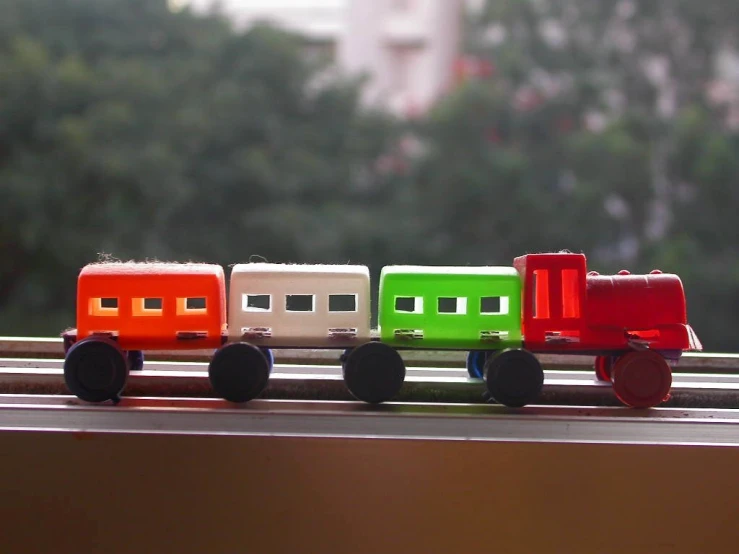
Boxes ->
[611,351,672,408]
[594,355,613,382]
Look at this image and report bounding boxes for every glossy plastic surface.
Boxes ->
[611,350,673,408]
[63,336,129,403]
[228,263,371,347]
[378,266,522,350]
[484,348,544,408]
[514,253,701,353]
[75,262,226,350]
[208,342,271,403]
[342,342,406,403]
[466,350,490,378]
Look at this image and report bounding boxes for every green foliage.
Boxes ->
[413,0,739,350]
[1,0,738,352]
[0,0,402,334]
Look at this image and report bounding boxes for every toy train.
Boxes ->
[61,251,702,408]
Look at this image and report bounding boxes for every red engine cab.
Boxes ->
[514,252,702,408]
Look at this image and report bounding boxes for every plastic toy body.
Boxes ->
[62,262,227,404]
[73,262,226,351]
[378,266,522,350]
[228,263,371,347]
[60,253,702,410]
[513,253,701,354]
[514,252,702,408]
[585,271,702,352]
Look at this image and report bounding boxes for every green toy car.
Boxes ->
[373,265,542,407]
[378,265,522,350]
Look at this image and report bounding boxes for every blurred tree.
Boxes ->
[0,0,403,334]
[410,0,739,350]
[163,24,404,265]
[2,0,739,352]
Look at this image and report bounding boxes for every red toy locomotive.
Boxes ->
[514,253,702,407]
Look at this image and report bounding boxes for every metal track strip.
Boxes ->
[3,336,739,372]
[4,358,739,383]
[0,394,737,446]
[4,357,739,382]
[2,364,738,408]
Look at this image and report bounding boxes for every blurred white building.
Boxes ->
[184,0,465,117]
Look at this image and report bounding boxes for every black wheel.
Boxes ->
[484,349,544,408]
[127,350,145,372]
[209,342,270,403]
[342,342,405,404]
[64,337,129,403]
[466,350,491,378]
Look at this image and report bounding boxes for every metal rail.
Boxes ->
[1,336,738,407]
[3,336,739,372]
[1,394,737,446]
[5,357,739,381]
[1,337,738,444]
[1,359,739,408]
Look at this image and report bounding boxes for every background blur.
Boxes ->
[1,0,737,351]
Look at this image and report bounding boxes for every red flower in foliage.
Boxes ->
[453,56,495,83]
[555,117,574,133]
[513,88,543,112]
[486,127,502,143]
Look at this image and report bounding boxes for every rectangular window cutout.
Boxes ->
[243,294,271,312]
[286,294,315,312]
[533,269,550,319]
[89,297,118,317]
[395,296,423,314]
[100,298,118,309]
[480,296,509,315]
[438,297,467,315]
[561,269,581,318]
[177,297,207,315]
[187,297,206,310]
[329,294,357,312]
[132,297,163,316]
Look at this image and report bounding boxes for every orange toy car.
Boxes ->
[62,262,226,402]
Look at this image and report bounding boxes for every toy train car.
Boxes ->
[61,252,702,409]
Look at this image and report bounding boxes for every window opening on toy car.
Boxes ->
[438,297,466,315]
[561,269,581,318]
[286,294,315,312]
[480,296,508,315]
[329,294,357,312]
[532,269,550,319]
[89,297,118,316]
[132,297,163,316]
[243,294,271,312]
[176,297,207,315]
[395,296,423,314]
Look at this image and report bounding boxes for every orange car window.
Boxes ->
[177,297,207,315]
[89,297,119,317]
[132,297,163,317]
